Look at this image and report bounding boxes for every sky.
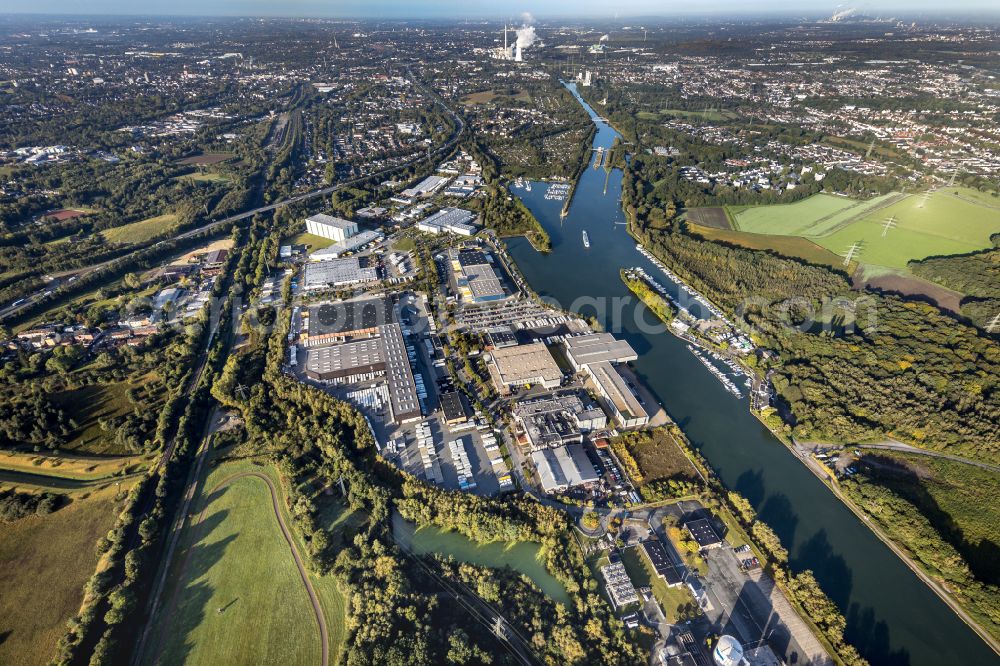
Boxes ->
[2,0,999,18]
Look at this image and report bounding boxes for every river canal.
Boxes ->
[504,82,998,666]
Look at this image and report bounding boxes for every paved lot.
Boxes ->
[702,547,833,666]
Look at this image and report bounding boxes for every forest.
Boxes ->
[910,244,1000,332]
[843,467,1000,642]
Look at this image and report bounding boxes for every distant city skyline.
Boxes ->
[3,0,1000,19]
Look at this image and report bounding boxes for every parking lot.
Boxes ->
[386,415,504,496]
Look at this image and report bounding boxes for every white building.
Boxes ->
[305,214,359,242]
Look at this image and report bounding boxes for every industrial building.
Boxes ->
[558,334,648,428]
[486,326,518,349]
[302,297,394,347]
[305,213,359,242]
[309,230,384,260]
[302,256,379,290]
[685,518,723,550]
[301,303,421,424]
[416,207,478,236]
[641,539,684,587]
[512,393,606,451]
[563,333,639,369]
[304,338,384,383]
[586,360,649,428]
[380,323,422,423]
[400,175,450,200]
[440,391,469,425]
[450,247,506,303]
[530,443,600,493]
[487,342,563,395]
[601,561,640,609]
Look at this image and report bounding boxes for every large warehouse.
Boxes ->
[487,342,562,395]
[563,333,638,369]
[303,321,421,424]
[530,444,600,493]
[302,297,395,347]
[305,213,359,242]
[586,360,649,428]
[560,333,648,428]
[302,256,379,291]
[450,247,506,303]
[417,207,478,235]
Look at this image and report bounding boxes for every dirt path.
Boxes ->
[856,441,1000,474]
[152,471,329,666]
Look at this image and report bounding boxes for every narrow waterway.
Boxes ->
[504,82,999,666]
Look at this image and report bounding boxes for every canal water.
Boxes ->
[504,82,998,666]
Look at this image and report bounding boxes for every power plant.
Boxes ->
[491,22,537,62]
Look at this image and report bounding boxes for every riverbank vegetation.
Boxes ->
[650,421,868,665]
[621,269,676,325]
[843,453,1000,642]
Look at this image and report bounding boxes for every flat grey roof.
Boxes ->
[306,338,384,375]
[303,257,379,289]
[379,323,420,421]
[564,333,638,366]
[306,213,356,229]
[531,443,599,492]
[420,207,476,229]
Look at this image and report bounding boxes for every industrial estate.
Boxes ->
[0,7,998,666]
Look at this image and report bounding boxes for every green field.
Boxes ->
[175,171,231,184]
[284,231,336,252]
[102,213,179,244]
[392,513,571,605]
[813,191,1000,270]
[638,108,738,122]
[727,189,1000,272]
[149,459,354,665]
[732,192,899,236]
[0,484,127,666]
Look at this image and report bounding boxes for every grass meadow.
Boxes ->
[148,458,354,666]
[284,231,337,252]
[101,213,179,244]
[726,189,1000,272]
[0,484,128,666]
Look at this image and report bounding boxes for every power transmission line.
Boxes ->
[843,242,863,266]
[880,215,897,237]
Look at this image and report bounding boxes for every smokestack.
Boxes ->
[504,24,508,56]
[515,44,522,62]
